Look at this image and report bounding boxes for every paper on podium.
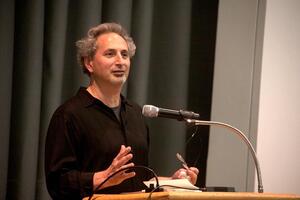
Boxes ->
[143,178,200,191]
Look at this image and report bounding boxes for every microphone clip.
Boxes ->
[145,183,164,193]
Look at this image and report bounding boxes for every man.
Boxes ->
[45,22,198,200]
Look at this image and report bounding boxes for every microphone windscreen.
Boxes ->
[142,105,159,117]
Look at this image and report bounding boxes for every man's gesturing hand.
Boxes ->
[93,145,136,190]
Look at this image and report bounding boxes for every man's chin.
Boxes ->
[112,76,127,85]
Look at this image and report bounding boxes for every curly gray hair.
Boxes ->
[75,22,136,75]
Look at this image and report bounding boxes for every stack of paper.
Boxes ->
[143,178,200,191]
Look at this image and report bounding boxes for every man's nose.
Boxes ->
[115,52,124,63]
[115,53,126,68]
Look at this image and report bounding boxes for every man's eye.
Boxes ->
[122,52,129,58]
[104,51,115,57]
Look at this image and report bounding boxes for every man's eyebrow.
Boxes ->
[104,48,128,51]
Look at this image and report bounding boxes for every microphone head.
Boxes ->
[142,105,159,117]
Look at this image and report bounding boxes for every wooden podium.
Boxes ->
[84,191,300,200]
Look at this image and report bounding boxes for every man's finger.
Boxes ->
[119,162,134,170]
[116,145,131,158]
[188,167,199,175]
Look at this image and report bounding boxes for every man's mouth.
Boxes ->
[112,70,125,77]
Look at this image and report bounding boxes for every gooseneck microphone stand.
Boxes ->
[186,119,264,193]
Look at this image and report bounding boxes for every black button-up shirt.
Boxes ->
[45,88,150,199]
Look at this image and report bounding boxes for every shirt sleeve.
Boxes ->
[45,110,94,199]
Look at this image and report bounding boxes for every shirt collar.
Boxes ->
[77,87,133,108]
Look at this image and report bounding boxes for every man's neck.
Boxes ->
[87,81,122,108]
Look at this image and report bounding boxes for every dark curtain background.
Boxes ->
[0,0,218,199]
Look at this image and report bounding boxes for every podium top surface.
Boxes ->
[85,191,300,200]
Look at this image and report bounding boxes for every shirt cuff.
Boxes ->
[80,172,94,198]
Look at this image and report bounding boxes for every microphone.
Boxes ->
[142,104,264,193]
[142,105,200,121]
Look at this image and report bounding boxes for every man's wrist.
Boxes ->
[93,170,109,190]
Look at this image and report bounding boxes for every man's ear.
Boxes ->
[84,57,93,73]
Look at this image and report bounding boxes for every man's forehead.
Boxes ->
[97,32,128,48]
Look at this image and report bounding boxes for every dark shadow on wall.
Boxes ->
[186,0,219,187]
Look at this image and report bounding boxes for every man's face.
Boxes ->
[86,32,130,86]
